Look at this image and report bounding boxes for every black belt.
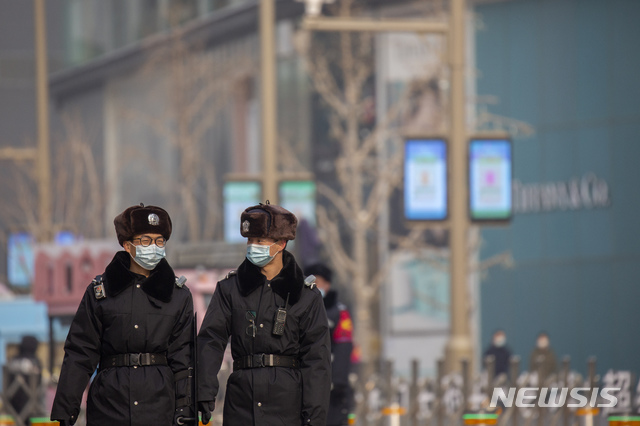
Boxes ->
[233,354,299,370]
[100,353,167,369]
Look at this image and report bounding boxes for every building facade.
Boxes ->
[476,0,640,375]
[5,0,637,380]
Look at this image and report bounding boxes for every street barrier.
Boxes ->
[0,367,42,426]
[29,418,58,426]
[608,416,640,426]
[0,415,15,425]
[2,356,637,426]
[336,356,639,426]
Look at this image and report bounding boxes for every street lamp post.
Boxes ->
[257,0,317,204]
[444,0,473,373]
[34,0,53,242]
[297,0,473,372]
[260,0,279,203]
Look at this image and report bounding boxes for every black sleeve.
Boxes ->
[167,289,194,372]
[168,289,194,408]
[196,281,232,403]
[51,286,102,422]
[299,291,332,426]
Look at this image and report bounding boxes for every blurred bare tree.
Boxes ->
[295,0,449,372]
[0,112,106,246]
[119,24,256,242]
[296,0,520,374]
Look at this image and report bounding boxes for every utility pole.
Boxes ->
[260,0,279,204]
[34,0,53,242]
[0,0,52,243]
[443,0,473,372]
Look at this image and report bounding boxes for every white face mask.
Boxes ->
[537,338,549,349]
[246,242,280,267]
[130,244,165,270]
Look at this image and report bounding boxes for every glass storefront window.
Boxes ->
[64,0,251,68]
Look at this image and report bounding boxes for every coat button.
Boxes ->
[259,324,264,328]
[134,325,139,329]
[136,284,141,288]
[134,401,138,405]
[257,402,262,407]
[133,366,138,369]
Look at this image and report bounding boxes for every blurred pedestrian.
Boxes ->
[5,335,43,425]
[197,202,331,426]
[305,263,354,426]
[483,329,512,378]
[529,332,557,382]
[51,203,194,426]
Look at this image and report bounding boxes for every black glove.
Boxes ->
[198,400,215,425]
[52,409,79,426]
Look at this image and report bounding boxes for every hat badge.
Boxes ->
[242,220,250,233]
[148,213,160,226]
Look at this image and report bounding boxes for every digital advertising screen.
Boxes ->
[223,181,262,243]
[8,232,35,287]
[404,138,448,221]
[469,138,512,221]
[279,181,317,226]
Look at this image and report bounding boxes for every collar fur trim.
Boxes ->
[236,250,304,304]
[103,251,175,303]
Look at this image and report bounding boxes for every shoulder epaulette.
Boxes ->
[304,274,316,289]
[223,270,237,280]
[175,275,187,288]
[92,275,106,300]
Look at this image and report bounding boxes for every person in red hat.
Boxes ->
[197,202,331,426]
[51,204,194,426]
[304,263,355,426]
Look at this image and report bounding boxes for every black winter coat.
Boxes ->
[51,251,194,426]
[323,290,354,426]
[483,344,512,377]
[197,251,331,426]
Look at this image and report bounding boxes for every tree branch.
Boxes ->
[317,205,357,275]
[317,181,354,225]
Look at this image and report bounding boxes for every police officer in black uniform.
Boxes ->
[305,263,354,426]
[197,202,331,426]
[51,204,194,426]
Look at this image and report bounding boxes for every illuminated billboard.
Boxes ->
[468,138,512,221]
[404,138,448,221]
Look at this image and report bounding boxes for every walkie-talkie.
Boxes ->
[272,293,290,336]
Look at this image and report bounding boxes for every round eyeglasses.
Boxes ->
[131,236,166,248]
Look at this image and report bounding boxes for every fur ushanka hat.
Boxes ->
[240,201,297,241]
[113,203,172,246]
